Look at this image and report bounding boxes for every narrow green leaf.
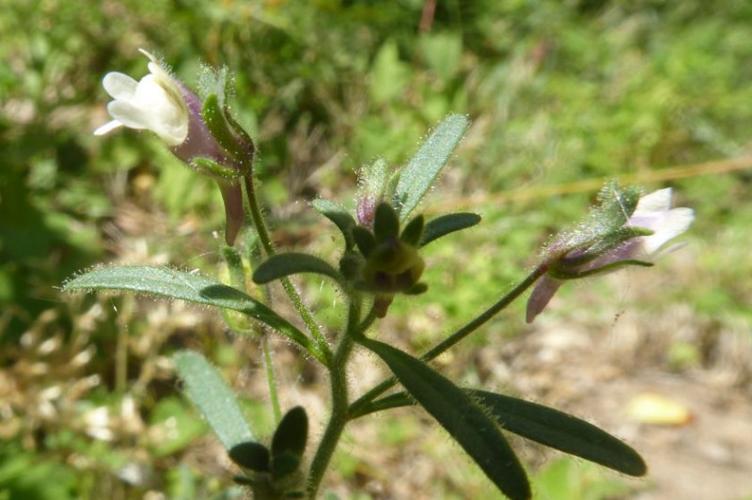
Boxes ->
[473,390,647,477]
[359,338,530,500]
[420,212,481,247]
[63,266,323,363]
[271,406,308,461]
[349,392,413,419]
[172,350,253,451]
[354,390,647,477]
[393,114,470,221]
[252,253,342,285]
[311,199,356,249]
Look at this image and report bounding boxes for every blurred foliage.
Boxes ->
[2,0,752,497]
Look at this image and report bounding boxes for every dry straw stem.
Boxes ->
[442,155,752,211]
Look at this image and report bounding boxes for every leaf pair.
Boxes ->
[357,339,647,500]
[230,406,309,478]
[313,201,481,252]
[172,351,309,482]
[353,390,647,478]
[357,337,531,500]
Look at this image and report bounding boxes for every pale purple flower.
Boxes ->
[94,50,245,245]
[526,188,694,323]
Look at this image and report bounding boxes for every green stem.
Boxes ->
[262,334,282,424]
[244,176,332,364]
[348,265,547,417]
[358,305,378,333]
[306,295,361,498]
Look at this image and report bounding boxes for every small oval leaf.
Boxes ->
[373,203,400,242]
[252,253,342,285]
[229,441,270,472]
[420,212,481,247]
[271,406,308,461]
[359,338,531,500]
[173,350,254,451]
[400,215,425,246]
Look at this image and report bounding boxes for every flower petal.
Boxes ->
[132,75,188,145]
[107,100,148,130]
[102,72,138,100]
[633,188,672,215]
[93,120,123,136]
[642,207,694,254]
[526,275,562,323]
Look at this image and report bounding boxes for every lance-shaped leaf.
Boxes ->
[473,390,647,476]
[63,266,323,363]
[393,114,469,221]
[358,338,530,500]
[352,389,646,477]
[311,198,356,250]
[420,212,481,247]
[172,350,254,451]
[252,253,343,285]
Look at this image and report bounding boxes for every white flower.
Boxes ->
[626,188,694,254]
[94,49,189,146]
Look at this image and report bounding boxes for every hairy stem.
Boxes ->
[348,265,547,416]
[306,295,361,498]
[244,175,332,364]
[262,334,282,423]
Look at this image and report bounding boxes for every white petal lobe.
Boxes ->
[107,101,148,130]
[634,188,672,215]
[643,207,694,254]
[102,72,138,100]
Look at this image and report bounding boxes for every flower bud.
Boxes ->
[344,202,428,317]
[356,159,398,227]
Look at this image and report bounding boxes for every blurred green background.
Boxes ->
[2,1,751,499]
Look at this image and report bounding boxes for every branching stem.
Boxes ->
[244,175,332,364]
[348,265,547,417]
[306,294,362,498]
